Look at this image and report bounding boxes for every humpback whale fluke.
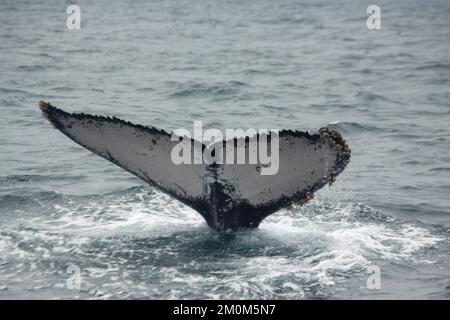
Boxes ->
[38,101,350,231]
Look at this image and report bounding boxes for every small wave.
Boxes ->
[429,167,450,172]
[356,91,390,102]
[398,185,421,191]
[1,174,85,184]
[0,87,37,96]
[135,87,155,92]
[262,104,286,111]
[416,63,450,71]
[358,68,372,74]
[414,110,450,116]
[63,48,103,54]
[310,103,355,110]
[16,65,48,72]
[342,54,365,61]
[326,121,379,134]
[35,53,57,59]
[51,86,75,93]
[383,131,421,139]
[243,69,271,75]
[168,81,250,99]
[168,66,199,72]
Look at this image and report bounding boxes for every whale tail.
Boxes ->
[38,101,350,231]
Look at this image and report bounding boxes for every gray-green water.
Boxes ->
[0,0,449,299]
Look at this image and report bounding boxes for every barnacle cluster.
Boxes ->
[319,127,351,169]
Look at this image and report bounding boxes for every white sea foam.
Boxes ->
[0,188,445,299]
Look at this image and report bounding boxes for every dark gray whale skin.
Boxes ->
[38,101,350,231]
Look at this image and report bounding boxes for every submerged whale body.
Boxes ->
[38,101,350,231]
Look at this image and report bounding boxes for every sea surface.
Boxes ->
[0,0,449,299]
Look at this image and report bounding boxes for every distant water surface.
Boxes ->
[0,0,449,299]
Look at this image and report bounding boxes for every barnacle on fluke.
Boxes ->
[38,101,351,231]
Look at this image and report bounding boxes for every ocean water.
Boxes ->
[0,0,449,299]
